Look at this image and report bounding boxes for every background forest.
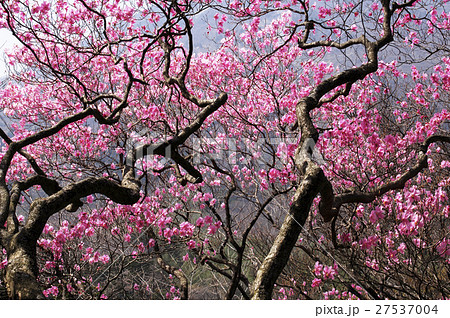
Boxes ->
[0,0,449,300]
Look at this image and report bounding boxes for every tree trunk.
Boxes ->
[251,164,323,299]
[4,232,41,299]
[0,285,7,299]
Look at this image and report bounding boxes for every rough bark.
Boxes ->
[0,286,7,300]
[251,163,326,299]
[3,232,42,299]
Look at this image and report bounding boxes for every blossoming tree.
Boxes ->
[0,0,449,299]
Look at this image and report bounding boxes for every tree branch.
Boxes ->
[23,172,140,241]
[333,135,450,213]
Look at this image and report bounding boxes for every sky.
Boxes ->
[0,16,212,79]
[0,29,20,78]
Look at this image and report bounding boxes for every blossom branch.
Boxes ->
[24,173,140,242]
[333,135,450,213]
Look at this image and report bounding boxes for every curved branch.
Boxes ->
[128,92,228,184]
[0,108,119,183]
[297,1,398,107]
[333,135,450,213]
[24,172,140,241]
[0,128,45,176]
[2,175,69,233]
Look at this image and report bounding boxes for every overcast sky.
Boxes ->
[0,29,20,78]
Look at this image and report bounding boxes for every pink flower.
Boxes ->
[43,224,54,234]
[356,205,365,218]
[187,240,196,249]
[313,261,323,276]
[384,134,396,145]
[322,266,337,280]
[55,231,67,243]
[137,242,146,252]
[99,254,110,264]
[437,239,450,257]
[115,147,125,155]
[207,225,218,235]
[276,143,288,158]
[179,221,195,237]
[207,221,222,235]
[311,278,322,288]
[0,258,7,269]
[85,227,95,237]
[111,227,120,236]
[369,206,384,223]
[44,261,55,269]
[397,243,407,254]
[204,216,213,225]
[196,217,205,227]
[86,195,94,204]
[268,168,280,183]
[339,232,351,243]
[163,228,173,241]
[43,286,59,298]
[365,258,379,271]
[89,252,100,264]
